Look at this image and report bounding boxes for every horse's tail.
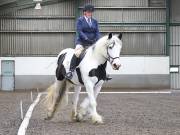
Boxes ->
[44,79,68,120]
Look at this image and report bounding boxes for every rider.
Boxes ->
[66,4,111,81]
[65,4,100,79]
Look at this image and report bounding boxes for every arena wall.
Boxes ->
[0,56,169,90]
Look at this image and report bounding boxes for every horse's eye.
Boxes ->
[109,42,115,49]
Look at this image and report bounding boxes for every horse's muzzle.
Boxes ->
[112,63,121,70]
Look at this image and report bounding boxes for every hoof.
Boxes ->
[44,116,52,120]
[75,113,84,122]
[74,107,87,122]
[71,111,83,122]
[71,111,78,122]
[91,114,103,124]
[44,111,54,120]
[71,116,77,122]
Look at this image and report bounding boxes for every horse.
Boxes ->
[45,33,122,124]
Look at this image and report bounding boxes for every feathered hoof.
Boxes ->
[71,116,77,122]
[44,116,52,120]
[71,111,78,122]
[44,112,54,120]
[91,114,103,124]
[75,113,84,122]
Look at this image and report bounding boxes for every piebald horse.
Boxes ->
[45,33,122,124]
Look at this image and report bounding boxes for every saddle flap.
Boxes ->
[76,49,87,66]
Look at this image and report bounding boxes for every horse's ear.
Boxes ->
[108,33,112,39]
[118,33,122,40]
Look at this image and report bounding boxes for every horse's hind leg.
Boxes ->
[77,97,89,121]
[71,85,81,121]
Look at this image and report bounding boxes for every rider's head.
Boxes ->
[83,4,94,18]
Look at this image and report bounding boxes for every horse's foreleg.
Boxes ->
[79,81,104,122]
[87,81,104,116]
[84,82,103,124]
[71,85,81,121]
[94,81,104,98]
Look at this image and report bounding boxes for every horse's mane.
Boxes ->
[94,35,108,48]
[88,35,108,52]
[86,34,121,59]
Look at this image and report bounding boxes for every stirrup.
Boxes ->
[65,71,73,80]
[106,74,112,81]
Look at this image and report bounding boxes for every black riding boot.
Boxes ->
[65,54,78,79]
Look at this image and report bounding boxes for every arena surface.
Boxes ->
[0,90,180,135]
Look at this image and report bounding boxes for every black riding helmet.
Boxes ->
[83,4,94,12]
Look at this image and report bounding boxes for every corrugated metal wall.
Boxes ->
[170,0,180,89]
[0,18,75,31]
[100,25,166,55]
[0,33,74,56]
[79,0,149,7]
[0,0,75,56]
[79,0,165,7]
[0,0,166,56]
[80,0,166,55]
[92,8,165,23]
[170,26,180,89]
[170,0,180,23]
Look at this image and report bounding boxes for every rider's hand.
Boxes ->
[86,39,95,44]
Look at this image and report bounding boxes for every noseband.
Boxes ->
[106,42,120,64]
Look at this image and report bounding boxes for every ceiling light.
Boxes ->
[35,3,41,10]
[33,0,42,10]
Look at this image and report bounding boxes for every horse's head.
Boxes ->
[105,33,122,70]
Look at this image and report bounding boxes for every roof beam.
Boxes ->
[0,0,16,6]
[0,0,70,16]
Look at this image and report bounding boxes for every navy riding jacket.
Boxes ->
[75,16,100,47]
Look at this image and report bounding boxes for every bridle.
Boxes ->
[105,41,120,64]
